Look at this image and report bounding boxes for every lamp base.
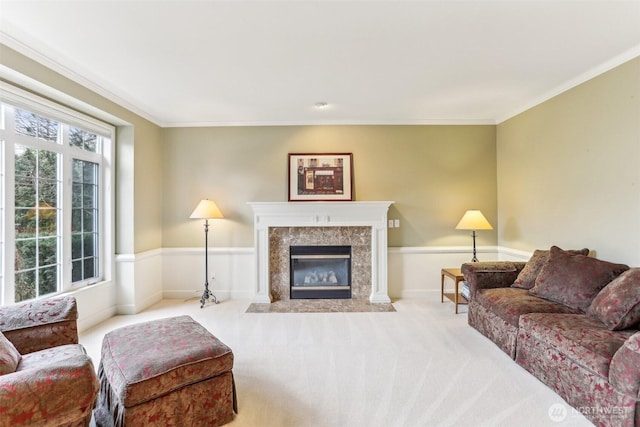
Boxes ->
[470,230,479,262]
[200,281,220,308]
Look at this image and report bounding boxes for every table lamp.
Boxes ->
[456,209,493,262]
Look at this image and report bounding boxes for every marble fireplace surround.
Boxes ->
[248,202,393,304]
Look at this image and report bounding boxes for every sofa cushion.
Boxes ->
[512,247,589,290]
[17,344,88,372]
[588,268,640,331]
[0,331,21,375]
[518,313,635,378]
[609,332,640,398]
[529,246,629,312]
[475,287,581,329]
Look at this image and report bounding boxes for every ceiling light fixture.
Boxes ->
[314,102,329,109]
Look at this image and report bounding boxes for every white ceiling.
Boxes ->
[1,1,640,127]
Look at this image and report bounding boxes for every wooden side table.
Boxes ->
[441,268,468,314]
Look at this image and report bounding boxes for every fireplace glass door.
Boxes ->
[290,245,351,299]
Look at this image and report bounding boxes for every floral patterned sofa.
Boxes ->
[462,246,640,427]
[0,296,99,427]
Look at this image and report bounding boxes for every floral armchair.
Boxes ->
[0,296,99,427]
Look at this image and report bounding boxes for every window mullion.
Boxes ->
[2,125,16,305]
[60,125,71,292]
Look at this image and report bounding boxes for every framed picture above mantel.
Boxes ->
[288,153,353,201]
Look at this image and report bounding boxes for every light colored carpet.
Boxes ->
[80,298,592,427]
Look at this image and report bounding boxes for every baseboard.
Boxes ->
[163,289,256,300]
[397,289,440,299]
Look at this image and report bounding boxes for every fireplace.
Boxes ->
[290,245,351,299]
[248,201,393,304]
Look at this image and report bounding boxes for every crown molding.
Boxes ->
[4,30,638,129]
[160,118,497,128]
[0,31,162,126]
[496,44,640,124]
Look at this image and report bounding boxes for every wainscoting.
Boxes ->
[72,245,530,332]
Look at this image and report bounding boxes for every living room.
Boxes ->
[2,1,639,331]
[1,1,639,426]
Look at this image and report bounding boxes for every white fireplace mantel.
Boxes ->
[248,201,394,304]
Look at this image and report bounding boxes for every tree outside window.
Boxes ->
[2,105,105,303]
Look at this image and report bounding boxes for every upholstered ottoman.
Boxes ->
[94,315,236,426]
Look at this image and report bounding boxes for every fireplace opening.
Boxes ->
[290,245,351,299]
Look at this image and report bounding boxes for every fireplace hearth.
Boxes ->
[290,245,351,299]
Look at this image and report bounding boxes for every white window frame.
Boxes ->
[0,82,114,305]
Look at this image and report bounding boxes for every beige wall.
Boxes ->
[131,121,164,252]
[497,57,640,265]
[0,44,164,254]
[10,39,636,266]
[162,125,498,248]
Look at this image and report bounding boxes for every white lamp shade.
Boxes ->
[455,210,493,230]
[190,199,224,219]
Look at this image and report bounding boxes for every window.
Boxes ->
[14,141,61,301]
[0,86,113,305]
[72,158,99,283]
